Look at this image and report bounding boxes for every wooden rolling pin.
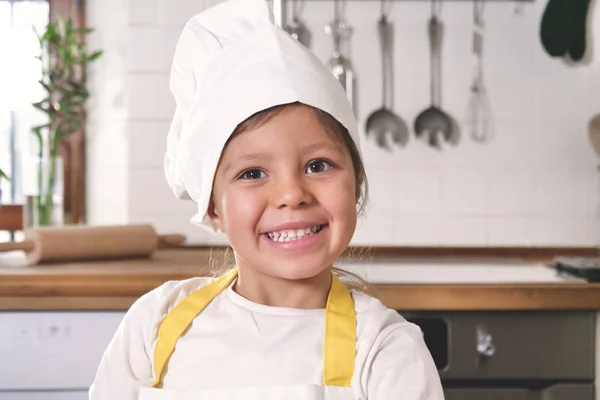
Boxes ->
[0,224,186,265]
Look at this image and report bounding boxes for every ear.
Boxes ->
[207,198,224,232]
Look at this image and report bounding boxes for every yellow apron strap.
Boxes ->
[151,268,239,388]
[323,274,356,387]
[150,269,356,389]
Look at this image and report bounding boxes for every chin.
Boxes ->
[267,256,332,281]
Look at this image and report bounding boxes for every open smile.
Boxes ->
[264,224,326,242]
[261,223,329,251]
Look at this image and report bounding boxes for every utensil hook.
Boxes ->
[431,0,442,19]
[379,0,393,108]
[291,0,300,21]
[380,0,392,18]
[429,0,443,107]
[473,0,484,25]
[331,0,344,54]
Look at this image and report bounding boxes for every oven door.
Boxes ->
[444,383,595,400]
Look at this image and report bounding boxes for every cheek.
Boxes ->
[324,173,357,221]
[220,187,264,231]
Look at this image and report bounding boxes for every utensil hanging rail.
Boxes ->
[272,0,532,28]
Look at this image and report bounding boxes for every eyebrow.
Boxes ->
[221,153,273,175]
[303,141,345,156]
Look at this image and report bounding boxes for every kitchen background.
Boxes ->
[1,2,599,399]
[83,0,600,248]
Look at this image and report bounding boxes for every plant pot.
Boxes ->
[22,156,64,227]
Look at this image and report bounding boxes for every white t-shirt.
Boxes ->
[89,277,444,399]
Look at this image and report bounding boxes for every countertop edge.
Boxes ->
[2,248,600,311]
[3,284,600,311]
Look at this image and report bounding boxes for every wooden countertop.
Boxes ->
[1,248,599,311]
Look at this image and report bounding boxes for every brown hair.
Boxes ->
[210,102,375,295]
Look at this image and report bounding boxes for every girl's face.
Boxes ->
[209,105,357,281]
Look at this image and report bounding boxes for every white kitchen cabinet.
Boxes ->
[0,311,125,391]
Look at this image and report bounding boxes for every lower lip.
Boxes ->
[262,225,328,252]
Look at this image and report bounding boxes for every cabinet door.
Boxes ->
[0,311,125,390]
[440,312,595,380]
[445,389,530,400]
[444,384,594,400]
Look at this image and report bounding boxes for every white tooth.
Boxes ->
[287,230,297,238]
[280,231,287,238]
[311,225,318,233]
[296,229,305,238]
[272,231,280,239]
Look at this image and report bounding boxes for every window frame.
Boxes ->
[49,0,87,224]
[0,0,86,232]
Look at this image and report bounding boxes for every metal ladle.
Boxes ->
[414,0,452,149]
[365,0,408,150]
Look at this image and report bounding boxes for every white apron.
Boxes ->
[138,268,357,400]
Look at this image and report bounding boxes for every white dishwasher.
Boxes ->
[0,311,126,398]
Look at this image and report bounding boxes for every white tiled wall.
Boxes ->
[85,0,600,247]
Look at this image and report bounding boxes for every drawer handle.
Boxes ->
[476,326,496,357]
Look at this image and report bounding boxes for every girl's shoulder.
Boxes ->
[117,276,217,344]
[351,289,408,324]
[350,289,421,343]
[130,276,217,318]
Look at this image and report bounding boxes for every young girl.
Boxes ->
[89,0,444,399]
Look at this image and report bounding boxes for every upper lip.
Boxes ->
[261,221,326,233]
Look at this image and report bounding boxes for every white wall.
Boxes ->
[85,0,600,247]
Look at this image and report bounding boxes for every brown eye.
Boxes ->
[239,169,265,180]
[306,160,333,174]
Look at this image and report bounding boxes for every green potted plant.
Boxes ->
[28,17,102,226]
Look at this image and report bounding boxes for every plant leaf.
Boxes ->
[87,50,103,62]
[0,168,10,182]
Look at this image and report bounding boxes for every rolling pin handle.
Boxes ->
[0,240,36,253]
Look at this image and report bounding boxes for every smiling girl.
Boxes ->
[89,1,444,399]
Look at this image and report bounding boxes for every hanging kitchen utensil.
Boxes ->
[465,0,494,144]
[568,0,591,61]
[539,0,591,61]
[413,0,452,149]
[324,0,355,106]
[540,0,576,58]
[284,0,310,48]
[365,0,408,150]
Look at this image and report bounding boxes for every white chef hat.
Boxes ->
[164,0,361,232]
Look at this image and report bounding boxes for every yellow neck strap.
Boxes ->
[150,268,356,388]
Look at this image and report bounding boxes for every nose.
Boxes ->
[272,174,313,209]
